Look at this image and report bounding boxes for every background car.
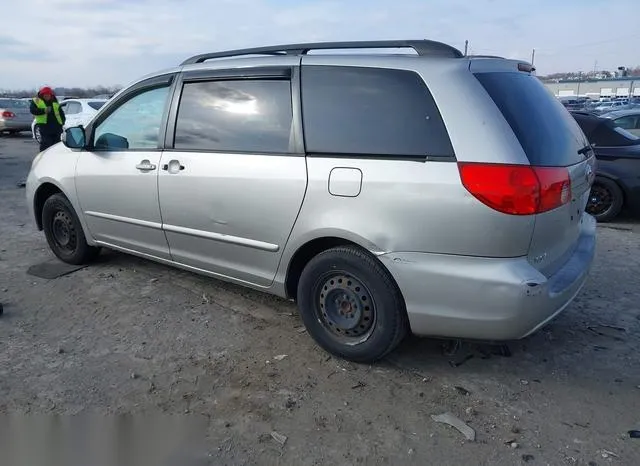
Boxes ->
[600,108,640,136]
[0,98,32,135]
[32,98,107,143]
[591,100,629,114]
[572,111,640,221]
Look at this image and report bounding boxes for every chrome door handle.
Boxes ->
[136,160,156,171]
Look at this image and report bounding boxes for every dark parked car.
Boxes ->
[572,111,640,221]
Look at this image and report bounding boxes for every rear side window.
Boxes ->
[301,66,454,159]
[174,80,293,153]
[475,72,586,166]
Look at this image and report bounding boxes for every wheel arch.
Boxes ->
[283,234,401,302]
[33,181,66,230]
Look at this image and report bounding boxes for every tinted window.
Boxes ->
[88,101,106,111]
[475,72,586,166]
[174,80,293,153]
[301,66,454,158]
[94,86,170,150]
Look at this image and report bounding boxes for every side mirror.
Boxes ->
[62,126,86,149]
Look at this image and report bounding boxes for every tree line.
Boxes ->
[0,85,121,99]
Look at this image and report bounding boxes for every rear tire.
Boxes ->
[42,193,100,265]
[34,126,41,144]
[297,246,408,363]
[586,177,623,222]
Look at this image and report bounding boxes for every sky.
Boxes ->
[1,0,638,90]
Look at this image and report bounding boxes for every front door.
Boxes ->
[158,66,307,287]
[75,77,175,259]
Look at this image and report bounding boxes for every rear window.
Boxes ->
[475,72,586,166]
[88,101,106,110]
[591,122,639,146]
[0,98,27,108]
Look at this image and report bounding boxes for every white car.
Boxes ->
[32,98,107,143]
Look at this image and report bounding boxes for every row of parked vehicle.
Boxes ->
[0,96,108,142]
[560,96,640,114]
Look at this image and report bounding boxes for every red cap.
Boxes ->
[39,86,54,97]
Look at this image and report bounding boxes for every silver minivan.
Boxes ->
[26,40,596,362]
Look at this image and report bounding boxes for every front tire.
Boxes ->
[42,193,100,265]
[34,126,41,144]
[586,177,623,222]
[297,246,408,363]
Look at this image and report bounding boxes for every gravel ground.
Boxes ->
[1,134,639,465]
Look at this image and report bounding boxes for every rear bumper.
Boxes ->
[0,120,31,131]
[380,215,596,341]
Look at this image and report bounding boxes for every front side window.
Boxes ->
[301,65,454,158]
[174,79,293,153]
[94,86,170,151]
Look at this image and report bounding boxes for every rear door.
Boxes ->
[473,68,595,275]
[158,62,307,287]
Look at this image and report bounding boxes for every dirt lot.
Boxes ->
[1,134,639,465]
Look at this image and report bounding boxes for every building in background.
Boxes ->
[544,77,640,99]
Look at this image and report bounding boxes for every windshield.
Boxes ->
[88,101,106,110]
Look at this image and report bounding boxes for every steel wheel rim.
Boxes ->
[315,272,376,345]
[586,185,613,216]
[51,210,77,252]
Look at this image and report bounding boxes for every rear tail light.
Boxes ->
[1,111,15,118]
[458,162,571,215]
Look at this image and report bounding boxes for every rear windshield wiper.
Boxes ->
[578,144,594,156]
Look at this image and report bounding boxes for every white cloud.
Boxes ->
[1,0,638,90]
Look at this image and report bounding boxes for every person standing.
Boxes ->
[30,86,66,152]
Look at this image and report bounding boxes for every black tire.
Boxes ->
[586,177,624,222]
[34,127,41,144]
[42,193,100,265]
[297,246,408,363]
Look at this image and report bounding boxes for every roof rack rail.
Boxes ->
[180,39,464,65]
[467,54,505,59]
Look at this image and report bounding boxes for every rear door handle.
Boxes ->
[135,160,156,171]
